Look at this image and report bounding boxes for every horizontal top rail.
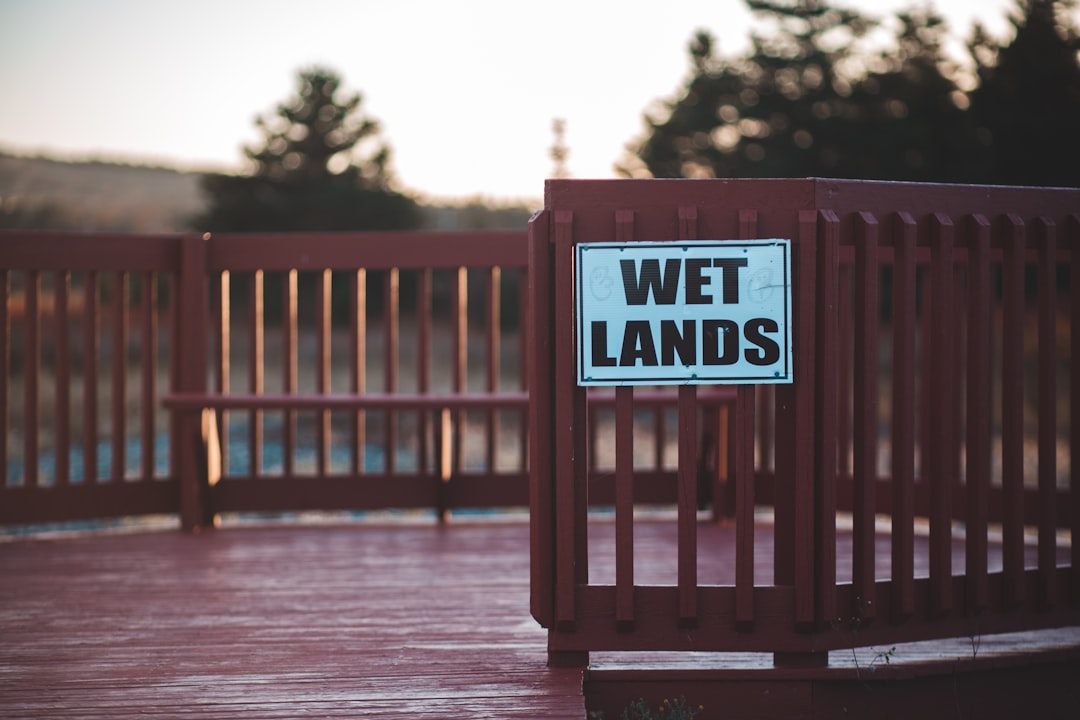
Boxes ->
[0,231,190,271]
[207,230,528,271]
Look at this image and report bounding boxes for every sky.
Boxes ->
[0,0,1048,204]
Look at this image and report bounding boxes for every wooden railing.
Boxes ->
[529,178,1080,666]
[1,228,727,530]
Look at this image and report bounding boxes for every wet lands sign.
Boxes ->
[576,240,793,386]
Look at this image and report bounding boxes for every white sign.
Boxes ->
[576,240,793,386]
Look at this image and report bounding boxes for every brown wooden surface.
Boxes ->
[0,520,583,719]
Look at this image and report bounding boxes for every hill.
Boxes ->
[0,152,535,233]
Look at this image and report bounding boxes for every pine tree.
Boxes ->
[193,67,420,231]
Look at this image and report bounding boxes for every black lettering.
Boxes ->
[744,318,781,365]
[702,319,739,365]
[685,259,712,304]
[590,321,616,367]
[620,321,659,366]
[713,258,748,304]
[660,319,696,366]
[620,258,681,305]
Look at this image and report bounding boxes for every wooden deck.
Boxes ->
[2,515,1077,719]
[0,517,583,719]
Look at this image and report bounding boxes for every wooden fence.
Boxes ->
[1,228,711,530]
[529,178,1080,666]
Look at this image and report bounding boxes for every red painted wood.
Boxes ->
[553,210,579,627]
[1001,215,1026,607]
[892,213,918,620]
[55,272,71,485]
[853,212,879,619]
[792,210,818,628]
[965,215,992,612]
[350,269,365,475]
[176,234,210,529]
[615,387,635,625]
[24,269,39,487]
[735,385,756,626]
[678,385,698,623]
[282,270,298,478]
[0,272,7,488]
[84,270,99,484]
[452,267,466,476]
[815,209,840,625]
[0,522,586,719]
[208,230,527,271]
[528,210,555,628]
[1072,214,1080,599]
[384,267,399,475]
[1036,218,1058,606]
[316,269,331,477]
[111,271,128,481]
[214,271,230,475]
[417,269,432,476]
[140,272,157,481]
[929,214,955,616]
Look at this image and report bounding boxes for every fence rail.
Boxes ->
[530,178,1079,666]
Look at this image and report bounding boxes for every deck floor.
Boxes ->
[2,516,1075,719]
[0,517,582,719]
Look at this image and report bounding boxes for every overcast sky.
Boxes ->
[0,0,1043,203]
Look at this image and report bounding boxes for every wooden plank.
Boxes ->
[793,209,818,627]
[84,270,99,484]
[214,271,229,475]
[140,272,157,482]
[249,270,265,476]
[24,270,39,487]
[892,212,918,620]
[928,214,955,616]
[615,387,635,625]
[207,230,529,272]
[316,269,331,477]
[678,385,698,623]
[965,215,992,612]
[527,210,555,627]
[1001,214,1026,607]
[1036,218,1058,606]
[0,522,584,720]
[55,272,71,485]
[282,270,298,478]
[1072,214,1080,601]
[350,269,365,475]
[111,272,128,482]
[815,209,840,625]
[853,212,879,620]
[0,272,7,488]
[735,385,756,627]
[384,267,399,475]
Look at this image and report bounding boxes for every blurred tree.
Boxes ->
[618,0,1054,185]
[968,0,1080,186]
[193,67,421,231]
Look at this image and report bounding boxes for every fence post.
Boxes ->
[176,233,211,531]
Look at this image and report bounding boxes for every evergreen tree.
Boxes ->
[193,67,421,231]
[619,1,992,184]
[968,0,1080,187]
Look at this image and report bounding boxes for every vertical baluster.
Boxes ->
[793,210,818,629]
[56,272,71,485]
[1001,214,1026,607]
[140,272,157,481]
[215,271,229,476]
[837,263,853,480]
[929,214,955,616]
[816,210,840,625]
[385,268,399,474]
[1071,214,1080,598]
[892,213,918,619]
[735,384,756,627]
[1036,218,1058,605]
[614,209,635,625]
[316,269,331,476]
[417,269,432,474]
[486,266,501,473]
[249,271,264,477]
[853,212,879,620]
[25,270,40,486]
[678,385,698,623]
[351,269,366,475]
[282,270,297,476]
[965,216,992,612]
[615,386,634,625]
[518,270,529,472]
[111,272,128,481]
[452,267,467,476]
[0,272,7,488]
